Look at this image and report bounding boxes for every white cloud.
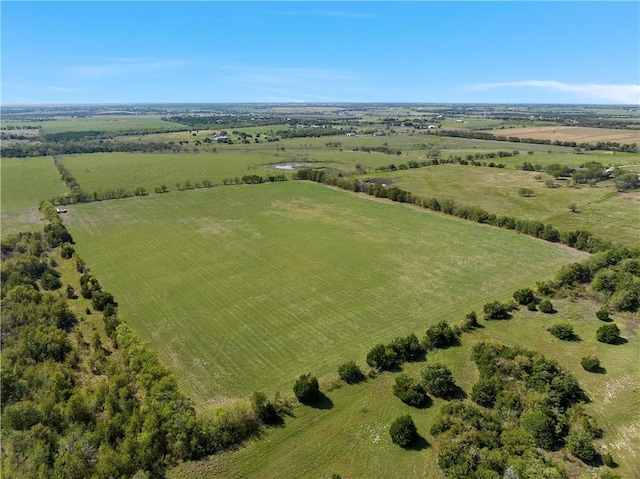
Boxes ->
[468,80,640,104]
[69,59,188,78]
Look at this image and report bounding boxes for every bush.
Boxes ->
[513,288,535,305]
[41,268,62,290]
[566,430,597,463]
[597,323,621,344]
[293,373,320,404]
[422,363,457,398]
[366,344,399,371]
[521,410,556,449]
[338,361,365,384]
[483,300,510,320]
[526,302,537,311]
[424,321,458,349]
[389,414,418,448]
[250,391,279,425]
[548,323,574,340]
[580,355,601,372]
[389,333,424,361]
[393,373,428,407]
[601,452,616,468]
[538,299,554,313]
[596,306,610,321]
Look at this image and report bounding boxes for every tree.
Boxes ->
[422,363,457,398]
[596,323,621,344]
[293,373,320,404]
[393,373,428,407]
[548,323,574,340]
[338,361,365,384]
[538,299,554,313]
[483,301,510,320]
[366,343,399,371]
[424,321,457,349]
[513,288,535,305]
[389,333,424,361]
[596,306,610,321]
[41,268,62,290]
[389,415,418,448]
[521,410,556,449]
[251,391,279,425]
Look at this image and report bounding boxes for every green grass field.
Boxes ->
[1,156,68,236]
[2,115,188,134]
[168,298,639,479]
[360,163,640,246]
[64,182,587,408]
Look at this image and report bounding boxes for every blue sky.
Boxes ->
[2,1,639,104]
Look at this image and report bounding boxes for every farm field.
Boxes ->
[0,156,67,235]
[362,163,640,246]
[2,115,188,134]
[63,181,588,407]
[169,298,640,479]
[487,125,640,144]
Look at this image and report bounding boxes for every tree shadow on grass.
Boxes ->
[407,434,429,451]
[447,385,467,400]
[310,392,334,410]
[589,365,607,374]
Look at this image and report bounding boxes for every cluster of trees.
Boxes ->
[1,139,180,158]
[294,168,615,253]
[429,341,605,478]
[428,128,638,153]
[373,153,509,173]
[1,223,290,478]
[353,145,402,155]
[221,174,288,186]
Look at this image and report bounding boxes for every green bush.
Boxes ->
[548,323,574,340]
[393,373,428,407]
[580,355,601,372]
[521,410,556,449]
[389,333,424,361]
[483,300,510,320]
[251,391,279,425]
[596,306,610,321]
[293,373,320,404]
[366,344,399,371]
[566,430,597,463]
[513,288,535,305]
[389,414,418,448]
[597,323,621,344]
[526,302,537,311]
[424,320,457,349]
[601,452,616,468]
[422,363,457,398]
[538,299,554,313]
[338,361,365,384]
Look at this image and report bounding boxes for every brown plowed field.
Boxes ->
[488,126,639,144]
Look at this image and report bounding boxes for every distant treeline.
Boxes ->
[428,129,639,152]
[1,140,177,157]
[294,168,613,254]
[42,127,189,141]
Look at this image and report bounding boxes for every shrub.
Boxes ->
[580,355,601,372]
[526,302,537,311]
[521,410,556,449]
[548,323,574,340]
[393,373,428,407]
[293,373,320,404]
[40,268,62,290]
[483,300,510,320]
[422,363,457,398]
[250,391,279,425]
[338,361,365,384]
[366,344,399,371]
[538,299,554,313]
[601,452,616,468]
[389,333,424,361]
[596,323,621,344]
[596,306,610,321]
[389,414,418,448]
[471,377,500,408]
[513,288,535,305]
[464,311,478,329]
[60,243,75,259]
[566,430,597,463]
[424,321,458,349]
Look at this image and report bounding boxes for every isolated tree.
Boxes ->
[596,306,610,321]
[389,414,418,448]
[596,323,621,344]
[293,373,320,404]
[580,355,601,372]
[548,323,574,340]
[538,299,554,313]
[338,361,365,384]
[393,373,428,407]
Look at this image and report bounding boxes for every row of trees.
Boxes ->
[294,168,615,254]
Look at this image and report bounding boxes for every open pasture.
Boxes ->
[488,125,640,145]
[2,115,188,134]
[64,181,587,406]
[0,156,67,236]
[362,164,640,246]
[169,298,639,479]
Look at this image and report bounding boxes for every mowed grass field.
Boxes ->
[1,156,67,236]
[169,298,639,479]
[64,181,587,408]
[2,115,188,134]
[362,163,640,246]
[488,125,640,144]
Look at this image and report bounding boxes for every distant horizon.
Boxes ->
[2,2,639,105]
